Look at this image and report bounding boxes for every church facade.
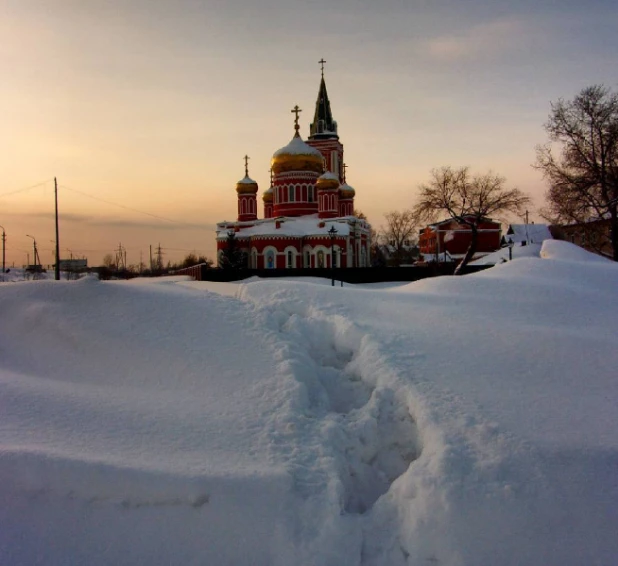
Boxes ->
[216,64,371,269]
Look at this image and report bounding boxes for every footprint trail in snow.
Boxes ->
[262,297,421,516]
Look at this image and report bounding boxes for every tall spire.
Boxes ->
[309,59,338,140]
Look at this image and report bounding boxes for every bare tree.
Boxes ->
[381,210,418,266]
[102,254,115,269]
[413,166,530,274]
[535,85,618,260]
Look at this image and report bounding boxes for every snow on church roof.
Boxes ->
[272,136,323,157]
[318,171,339,181]
[216,215,352,239]
[237,175,257,184]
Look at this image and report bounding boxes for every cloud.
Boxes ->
[3,210,215,231]
[424,18,528,62]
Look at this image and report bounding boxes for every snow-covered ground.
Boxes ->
[1,240,617,565]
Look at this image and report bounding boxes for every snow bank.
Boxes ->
[540,238,611,262]
[2,253,618,565]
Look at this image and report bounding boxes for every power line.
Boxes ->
[0,180,53,199]
[160,247,208,252]
[60,184,203,227]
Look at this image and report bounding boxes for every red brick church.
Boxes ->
[216,62,371,269]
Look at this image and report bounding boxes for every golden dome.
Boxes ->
[271,136,324,175]
[262,186,273,202]
[339,182,355,198]
[236,175,258,194]
[316,171,340,191]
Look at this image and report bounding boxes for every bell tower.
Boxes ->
[306,59,345,183]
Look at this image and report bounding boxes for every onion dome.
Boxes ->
[339,182,355,198]
[236,175,258,194]
[316,171,340,191]
[271,136,324,175]
[262,185,273,202]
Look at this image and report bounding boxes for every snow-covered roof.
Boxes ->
[237,175,257,184]
[505,224,552,244]
[470,242,543,265]
[216,214,352,238]
[272,136,323,157]
[318,171,339,181]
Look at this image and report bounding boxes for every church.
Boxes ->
[216,62,372,269]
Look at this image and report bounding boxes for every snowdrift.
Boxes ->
[1,243,617,565]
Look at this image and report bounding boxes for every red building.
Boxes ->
[216,65,371,269]
[418,217,502,261]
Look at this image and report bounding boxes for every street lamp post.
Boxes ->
[26,234,39,268]
[507,237,514,261]
[328,225,338,287]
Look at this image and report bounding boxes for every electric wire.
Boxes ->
[60,185,207,228]
[0,180,53,199]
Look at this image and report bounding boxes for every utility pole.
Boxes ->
[26,234,40,267]
[155,243,164,272]
[0,225,6,274]
[115,242,127,271]
[149,244,153,271]
[54,177,60,280]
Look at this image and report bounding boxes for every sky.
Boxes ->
[1,0,617,267]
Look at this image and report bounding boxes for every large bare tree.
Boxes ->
[413,166,530,274]
[381,210,418,266]
[535,85,618,260]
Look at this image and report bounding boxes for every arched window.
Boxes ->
[265,250,275,269]
[317,250,325,268]
[287,250,294,268]
[288,185,295,202]
[308,186,314,202]
[250,248,258,269]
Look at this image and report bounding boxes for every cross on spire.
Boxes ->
[268,167,273,184]
[318,58,326,78]
[291,105,302,137]
[243,154,250,177]
[343,162,348,182]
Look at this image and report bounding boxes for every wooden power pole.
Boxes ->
[54,177,60,280]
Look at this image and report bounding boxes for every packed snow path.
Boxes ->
[238,289,420,515]
[1,241,618,565]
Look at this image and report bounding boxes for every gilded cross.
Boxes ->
[269,167,273,184]
[291,105,302,137]
[319,58,326,78]
[343,162,348,181]
[244,155,250,177]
